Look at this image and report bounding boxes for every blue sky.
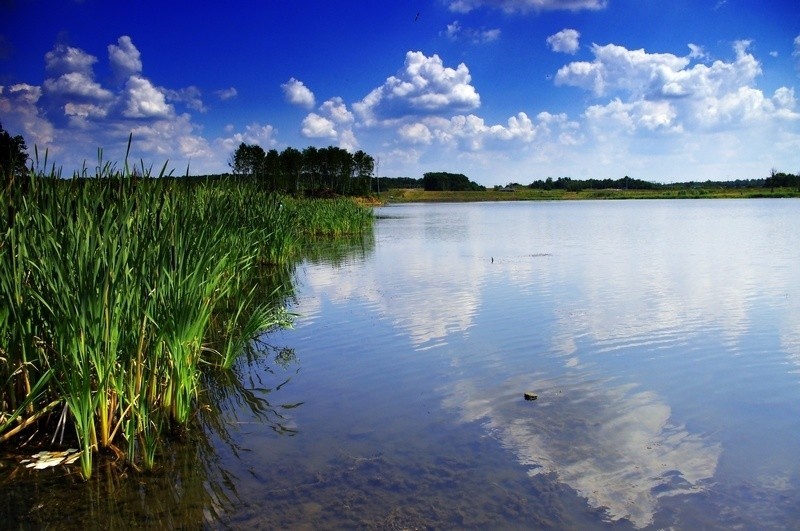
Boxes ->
[1,0,799,185]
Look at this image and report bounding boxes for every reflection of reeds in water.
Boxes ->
[0,148,372,479]
[302,229,376,268]
[0,334,303,528]
[200,341,302,441]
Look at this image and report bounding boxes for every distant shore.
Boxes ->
[379,187,800,203]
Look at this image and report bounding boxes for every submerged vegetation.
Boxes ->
[0,147,373,479]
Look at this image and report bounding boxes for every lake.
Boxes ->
[3,199,800,529]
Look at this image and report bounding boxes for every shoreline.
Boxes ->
[377,187,800,203]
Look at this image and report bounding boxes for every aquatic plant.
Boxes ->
[283,195,374,238]
[0,148,373,478]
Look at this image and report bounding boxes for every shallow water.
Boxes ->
[4,199,800,529]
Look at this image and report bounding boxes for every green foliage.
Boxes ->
[423,171,485,191]
[371,176,422,191]
[0,122,28,179]
[229,143,376,196]
[764,169,800,191]
[0,155,373,478]
[525,171,800,193]
[229,142,266,177]
[283,196,374,238]
[528,175,660,191]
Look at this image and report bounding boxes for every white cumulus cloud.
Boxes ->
[0,84,55,146]
[44,44,97,76]
[547,29,580,54]
[3,36,235,175]
[217,123,278,155]
[354,51,480,125]
[555,43,692,97]
[301,97,358,151]
[584,98,681,135]
[42,43,113,106]
[399,122,433,144]
[43,72,113,101]
[319,96,354,124]
[301,113,337,139]
[398,111,578,152]
[122,75,173,118]
[108,36,142,81]
[557,39,796,136]
[282,77,316,109]
[125,112,210,159]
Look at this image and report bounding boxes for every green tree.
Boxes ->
[320,146,353,194]
[301,146,322,192]
[763,168,798,190]
[423,171,484,191]
[352,150,375,195]
[264,148,281,191]
[231,141,378,196]
[0,122,28,179]
[279,147,303,193]
[1,123,29,229]
[229,143,266,178]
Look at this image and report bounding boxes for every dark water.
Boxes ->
[3,199,800,529]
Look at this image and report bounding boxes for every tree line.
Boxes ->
[229,143,375,196]
[764,169,800,191]
[525,176,661,192]
[518,173,800,192]
[422,172,485,191]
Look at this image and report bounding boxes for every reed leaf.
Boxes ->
[0,157,373,478]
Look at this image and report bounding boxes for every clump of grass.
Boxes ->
[283,195,374,238]
[0,146,373,478]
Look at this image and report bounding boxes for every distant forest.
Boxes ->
[373,172,800,193]
[518,172,800,191]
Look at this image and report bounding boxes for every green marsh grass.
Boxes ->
[0,156,373,478]
[284,195,375,238]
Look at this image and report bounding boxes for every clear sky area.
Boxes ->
[1,0,799,185]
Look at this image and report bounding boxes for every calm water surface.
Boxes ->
[3,199,800,529]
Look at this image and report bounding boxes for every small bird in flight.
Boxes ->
[415,12,420,22]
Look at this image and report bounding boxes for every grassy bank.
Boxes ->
[0,161,373,478]
[383,186,800,202]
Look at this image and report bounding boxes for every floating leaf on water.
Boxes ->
[34,458,62,469]
[24,448,81,470]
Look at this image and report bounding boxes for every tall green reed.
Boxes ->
[283,196,374,239]
[1,152,373,478]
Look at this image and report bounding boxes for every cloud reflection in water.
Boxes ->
[443,375,721,528]
[290,202,800,527]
